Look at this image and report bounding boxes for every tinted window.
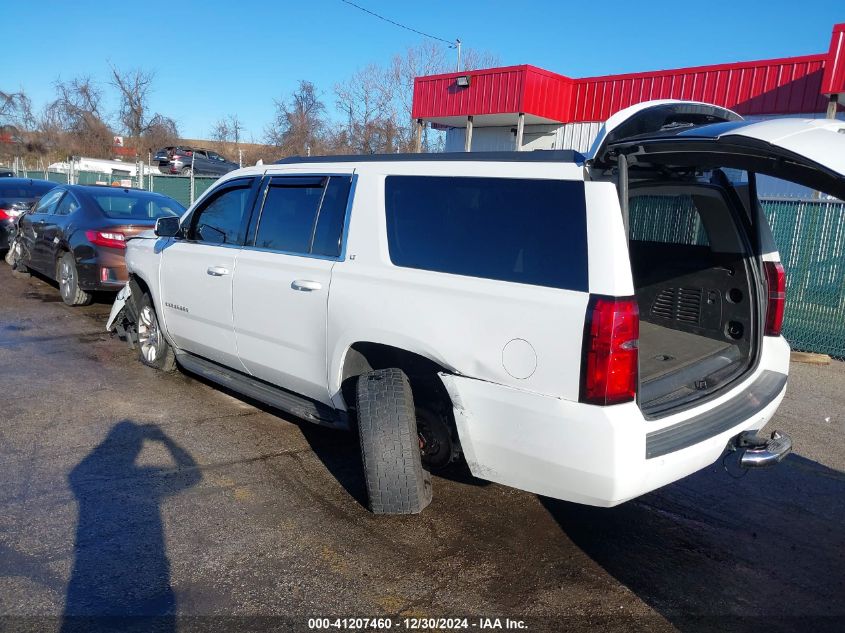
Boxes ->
[385,176,588,291]
[312,177,352,257]
[255,181,324,254]
[190,183,252,245]
[91,193,184,220]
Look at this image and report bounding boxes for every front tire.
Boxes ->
[180,167,193,177]
[356,368,432,514]
[137,293,176,372]
[58,252,92,306]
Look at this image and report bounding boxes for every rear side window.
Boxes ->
[252,175,352,257]
[255,180,324,253]
[385,176,588,291]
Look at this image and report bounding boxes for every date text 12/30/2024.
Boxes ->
[308,617,528,630]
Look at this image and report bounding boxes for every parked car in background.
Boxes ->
[107,100,845,515]
[13,185,184,305]
[154,146,238,177]
[0,178,58,251]
[0,167,15,177]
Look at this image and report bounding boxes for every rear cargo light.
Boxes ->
[86,230,126,250]
[764,261,786,336]
[580,296,639,406]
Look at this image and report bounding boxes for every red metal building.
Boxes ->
[412,22,845,153]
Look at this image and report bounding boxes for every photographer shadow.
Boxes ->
[62,420,201,633]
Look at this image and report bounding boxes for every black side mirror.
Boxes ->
[155,216,181,238]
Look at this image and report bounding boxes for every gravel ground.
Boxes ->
[0,270,843,633]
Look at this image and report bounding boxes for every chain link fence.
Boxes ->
[766,198,845,358]
[15,169,218,208]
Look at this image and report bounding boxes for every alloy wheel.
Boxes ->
[138,306,160,363]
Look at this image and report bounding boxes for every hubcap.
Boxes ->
[59,261,72,299]
[138,306,160,363]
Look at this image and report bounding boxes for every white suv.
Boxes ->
[108,101,845,514]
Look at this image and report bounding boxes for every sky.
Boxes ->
[4,0,844,141]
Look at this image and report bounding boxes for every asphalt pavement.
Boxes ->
[0,270,843,633]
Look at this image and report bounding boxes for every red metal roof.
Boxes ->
[822,23,845,95]
[412,65,571,123]
[571,53,829,120]
[413,23,845,125]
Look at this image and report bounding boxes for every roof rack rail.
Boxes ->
[274,150,584,165]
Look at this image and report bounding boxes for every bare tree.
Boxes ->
[210,114,243,145]
[110,66,154,141]
[332,43,500,155]
[0,89,35,130]
[265,80,327,157]
[142,114,180,156]
[227,114,243,146]
[44,77,113,157]
[210,118,231,144]
[333,65,396,154]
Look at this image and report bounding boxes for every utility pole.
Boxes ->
[455,39,462,71]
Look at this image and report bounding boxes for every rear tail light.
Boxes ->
[86,230,126,250]
[580,296,639,406]
[764,261,786,336]
[0,208,22,220]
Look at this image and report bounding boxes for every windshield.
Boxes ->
[91,192,185,220]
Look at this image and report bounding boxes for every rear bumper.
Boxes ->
[76,249,129,291]
[440,335,791,507]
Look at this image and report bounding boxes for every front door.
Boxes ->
[21,187,64,274]
[233,173,353,405]
[159,177,259,369]
[41,191,81,276]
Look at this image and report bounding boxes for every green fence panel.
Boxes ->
[764,199,845,358]
[150,175,191,207]
[193,177,217,203]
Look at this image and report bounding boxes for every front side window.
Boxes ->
[35,189,64,214]
[385,176,588,291]
[189,182,253,245]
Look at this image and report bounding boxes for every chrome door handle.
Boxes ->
[206,266,230,276]
[291,279,322,291]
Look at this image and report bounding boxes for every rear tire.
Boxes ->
[356,368,432,514]
[58,252,92,306]
[137,293,176,372]
[180,167,193,177]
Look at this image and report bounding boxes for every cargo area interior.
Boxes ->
[627,182,757,415]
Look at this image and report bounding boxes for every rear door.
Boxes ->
[233,172,354,405]
[587,100,845,199]
[159,177,260,368]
